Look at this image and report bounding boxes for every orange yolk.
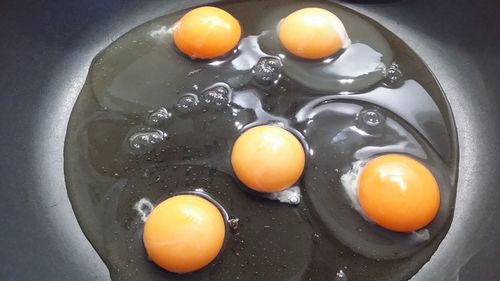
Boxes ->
[143,195,225,273]
[231,125,305,193]
[358,154,440,232]
[173,6,241,59]
[279,8,348,59]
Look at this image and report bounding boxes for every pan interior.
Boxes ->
[64,0,458,280]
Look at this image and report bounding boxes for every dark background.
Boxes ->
[1,0,499,280]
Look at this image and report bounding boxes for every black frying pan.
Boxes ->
[1,0,499,280]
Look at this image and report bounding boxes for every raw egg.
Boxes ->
[143,194,226,273]
[278,8,349,59]
[67,0,457,278]
[173,6,241,59]
[358,154,440,232]
[231,125,305,193]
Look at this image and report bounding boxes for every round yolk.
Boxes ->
[173,6,241,59]
[143,195,225,273]
[279,8,348,59]
[358,154,440,232]
[231,125,305,193]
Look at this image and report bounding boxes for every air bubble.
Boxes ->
[227,217,240,233]
[128,129,167,154]
[384,62,403,87]
[145,107,171,126]
[199,83,232,109]
[358,109,384,127]
[175,93,198,113]
[252,57,282,86]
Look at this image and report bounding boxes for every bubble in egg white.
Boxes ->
[176,93,199,113]
[357,108,384,128]
[384,62,403,87]
[199,83,232,109]
[128,129,168,155]
[145,107,171,126]
[252,56,282,86]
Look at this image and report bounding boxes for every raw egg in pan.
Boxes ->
[64,0,458,280]
[299,101,453,260]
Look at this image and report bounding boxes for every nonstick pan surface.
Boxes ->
[1,0,499,280]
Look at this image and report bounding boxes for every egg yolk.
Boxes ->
[358,154,440,232]
[173,6,241,59]
[143,195,225,273]
[231,125,305,193]
[279,8,348,59]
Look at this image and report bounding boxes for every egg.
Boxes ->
[278,8,349,59]
[231,125,305,193]
[358,154,440,232]
[67,0,458,278]
[173,6,241,59]
[143,194,226,273]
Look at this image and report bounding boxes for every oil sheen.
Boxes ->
[64,0,458,280]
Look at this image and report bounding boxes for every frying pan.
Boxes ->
[1,0,499,280]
